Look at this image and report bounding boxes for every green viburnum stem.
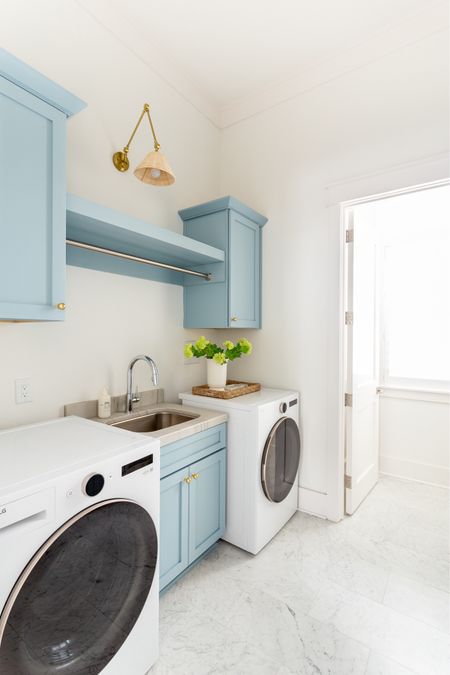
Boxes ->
[183,336,253,362]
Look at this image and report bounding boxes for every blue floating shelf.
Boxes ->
[66,194,225,286]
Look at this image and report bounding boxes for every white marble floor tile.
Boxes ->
[398,503,450,535]
[247,514,390,603]
[383,519,449,563]
[149,658,174,674]
[292,609,370,674]
[364,652,418,675]
[160,561,246,626]
[154,477,448,675]
[373,478,449,512]
[308,581,450,675]
[158,607,285,674]
[238,561,322,617]
[198,539,252,574]
[338,492,416,544]
[337,528,449,593]
[224,581,370,673]
[383,573,450,633]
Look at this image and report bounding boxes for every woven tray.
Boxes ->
[192,380,261,399]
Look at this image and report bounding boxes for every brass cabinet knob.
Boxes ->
[231,316,238,322]
[183,476,192,484]
[56,303,66,310]
[192,473,200,480]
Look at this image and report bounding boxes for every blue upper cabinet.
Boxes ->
[180,196,267,329]
[0,49,85,321]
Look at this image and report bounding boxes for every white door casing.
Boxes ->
[331,163,449,523]
[344,204,380,514]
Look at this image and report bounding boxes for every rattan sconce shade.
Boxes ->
[133,150,175,186]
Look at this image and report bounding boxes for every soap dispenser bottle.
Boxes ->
[98,386,111,419]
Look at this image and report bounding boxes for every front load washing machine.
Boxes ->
[0,416,159,675]
[180,388,300,554]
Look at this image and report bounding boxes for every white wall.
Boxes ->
[0,4,448,517]
[379,392,450,487]
[219,31,450,518]
[0,0,219,428]
[0,267,214,428]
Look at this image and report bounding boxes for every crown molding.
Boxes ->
[75,0,221,128]
[219,1,449,128]
[179,195,268,226]
[0,47,86,116]
[76,0,448,130]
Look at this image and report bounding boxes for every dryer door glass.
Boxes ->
[0,500,157,675]
[261,417,301,502]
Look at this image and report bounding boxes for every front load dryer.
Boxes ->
[180,388,300,554]
[0,416,159,675]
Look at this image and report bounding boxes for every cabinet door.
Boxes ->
[229,212,261,328]
[183,210,229,329]
[0,77,66,321]
[160,467,189,590]
[188,448,226,564]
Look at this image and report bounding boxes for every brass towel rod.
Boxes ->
[66,239,212,281]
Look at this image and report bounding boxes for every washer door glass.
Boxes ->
[0,500,157,675]
[261,417,301,502]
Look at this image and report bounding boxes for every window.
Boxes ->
[378,185,450,391]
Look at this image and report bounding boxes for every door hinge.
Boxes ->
[345,311,353,325]
[344,474,352,488]
[345,393,353,407]
[345,229,354,243]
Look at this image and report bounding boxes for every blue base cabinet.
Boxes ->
[160,466,190,588]
[188,449,226,562]
[160,424,226,591]
[179,196,267,329]
[0,48,85,321]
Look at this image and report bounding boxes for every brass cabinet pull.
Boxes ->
[56,303,66,310]
[192,473,200,480]
[231,316,238,322]
[183,476,192,484]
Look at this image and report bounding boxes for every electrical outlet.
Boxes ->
[15,378,33,404]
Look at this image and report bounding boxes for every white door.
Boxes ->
[344,204,379,514]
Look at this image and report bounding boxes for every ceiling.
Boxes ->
[79,0,447,126]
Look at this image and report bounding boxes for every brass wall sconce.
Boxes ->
[112,103,175,186]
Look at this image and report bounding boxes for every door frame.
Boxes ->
[329,163,449,522]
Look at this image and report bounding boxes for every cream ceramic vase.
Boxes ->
[206,359,227,389]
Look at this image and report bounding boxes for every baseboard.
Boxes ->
[298,486,329,519]
[380,454,449,488]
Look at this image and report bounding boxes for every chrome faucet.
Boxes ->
[126,355,159,413]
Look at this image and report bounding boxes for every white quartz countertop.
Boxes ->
[96,402,227,447]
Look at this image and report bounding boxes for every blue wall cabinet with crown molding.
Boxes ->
[0,49,85,321]
[179,196,267,329]
[160,424,227,591]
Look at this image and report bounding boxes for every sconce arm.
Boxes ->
[123,103,160,154]
[145,108,160,151]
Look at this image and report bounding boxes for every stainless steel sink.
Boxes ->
[111,410,199,433]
